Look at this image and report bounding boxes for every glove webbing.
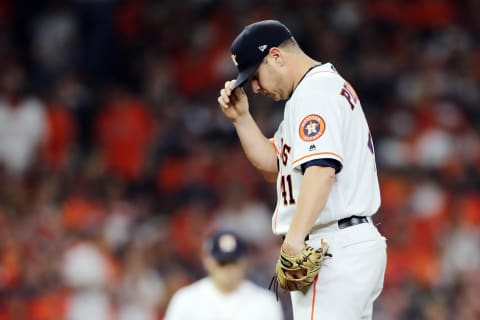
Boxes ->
[269,247,332,300]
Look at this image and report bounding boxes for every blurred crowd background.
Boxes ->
[0,0,479,319]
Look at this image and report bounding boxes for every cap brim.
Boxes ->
[213,251,246,263]
[232,63,260,90]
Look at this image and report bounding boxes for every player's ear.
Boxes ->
[268,47,283,65]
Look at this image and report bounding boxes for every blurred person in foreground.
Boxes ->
[164,229,283,320]
[217,20,386,319]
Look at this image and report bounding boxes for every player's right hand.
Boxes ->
[217,80,249,122]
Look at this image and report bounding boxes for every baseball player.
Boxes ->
[217,20,387,319]
[164,229,284,320]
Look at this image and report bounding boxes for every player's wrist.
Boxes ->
[281,238,306,255]
[232,112,253,126]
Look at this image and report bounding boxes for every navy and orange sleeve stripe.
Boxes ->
[301,158,342,174]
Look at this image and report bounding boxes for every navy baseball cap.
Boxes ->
[205,230,247,263]
[230,20,292,90]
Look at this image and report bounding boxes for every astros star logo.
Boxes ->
[299,114,326,141]
[305,121,319,135]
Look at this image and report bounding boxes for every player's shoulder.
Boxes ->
[170,277,210,301]
[310,62,340,76]
[164,278,210,320]
[306,63,344,84]
[241,280,278,302]
[295,63,345,96]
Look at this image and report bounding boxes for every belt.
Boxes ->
[338,215,368,229]
[283,215,369,241]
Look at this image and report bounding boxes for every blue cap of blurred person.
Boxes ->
[205,229,247,264]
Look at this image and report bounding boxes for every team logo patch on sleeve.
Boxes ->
[299,114,326,141]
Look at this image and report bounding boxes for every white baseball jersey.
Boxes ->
[271,63,380,235]
[164,278,283,320]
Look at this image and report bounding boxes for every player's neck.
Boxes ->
[292,56,321,92]
[213,280,242,294]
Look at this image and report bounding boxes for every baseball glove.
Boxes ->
[272,242,330,294]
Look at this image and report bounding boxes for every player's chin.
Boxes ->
[261,91,283,102]
[268,94,282,102]
[274,96,287,102]
[273,92,289,101]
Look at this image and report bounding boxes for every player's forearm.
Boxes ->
[283,166,335,253]
[233,113,278,177]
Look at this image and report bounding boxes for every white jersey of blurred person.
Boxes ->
[164,229,283,320]
[62,234,113,320]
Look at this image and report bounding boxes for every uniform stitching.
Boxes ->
[270,138,280,155]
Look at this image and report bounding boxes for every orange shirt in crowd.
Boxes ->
[43,103,76,171]
[460,194,480,228]
[25,289,67,320]
[95,97,155,182]
[168,205,211,265]
[62,196,105,232]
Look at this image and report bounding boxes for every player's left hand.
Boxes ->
[273,242,330,294]
[279,240,307,280]
[281,239,306,256]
